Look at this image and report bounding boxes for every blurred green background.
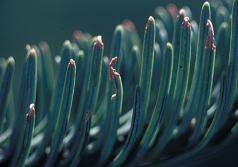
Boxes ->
[0,0,205,59]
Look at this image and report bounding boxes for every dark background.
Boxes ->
[0,0,205,60]
[0,0,205,86]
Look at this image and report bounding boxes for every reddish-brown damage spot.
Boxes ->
[145,16,154,32]
[206,19,216,49]
[148,16,153,22]
[109,56,120,97]
[29,49,37,57]
[182,17,191,28]
[109,57,120,80]
[93,36,104,48]
[68,59,75,65]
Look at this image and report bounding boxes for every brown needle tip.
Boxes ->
[206,19,216,49]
